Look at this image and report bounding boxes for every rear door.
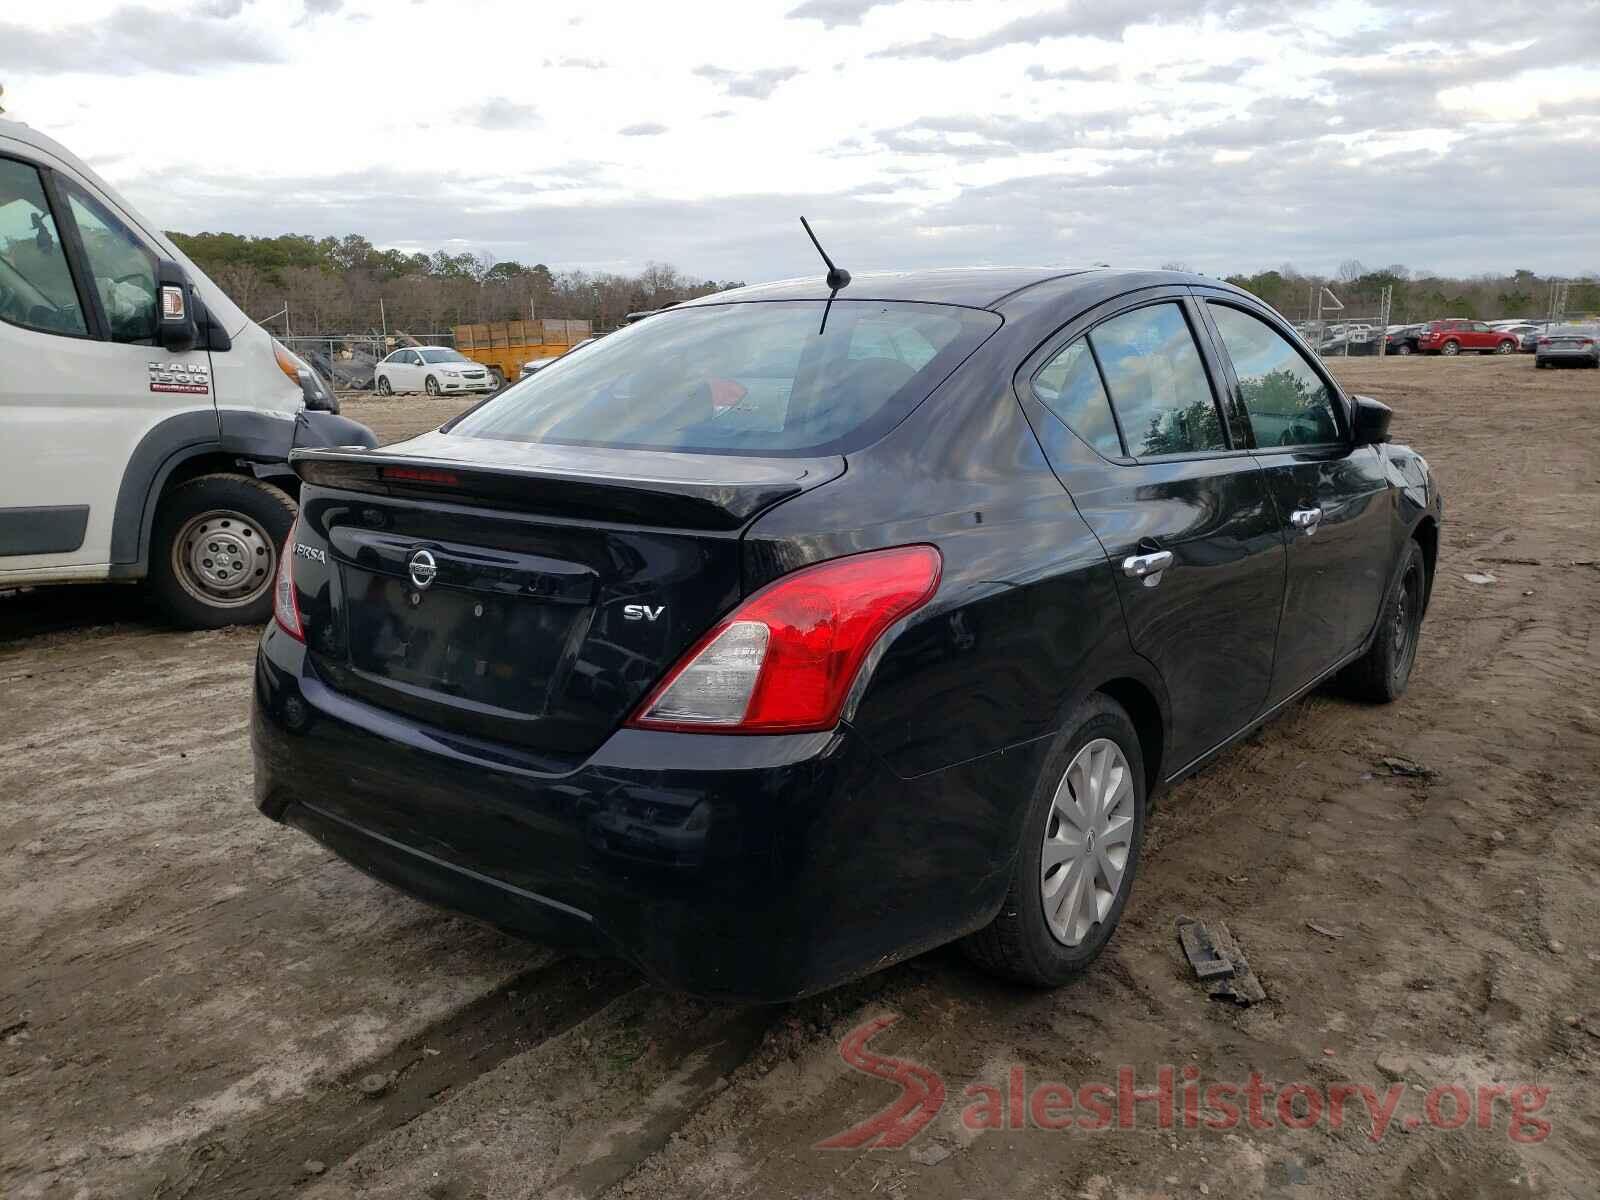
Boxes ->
[1019,290,1286,770]
[1195,293,1393,703]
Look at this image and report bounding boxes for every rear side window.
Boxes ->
[1206,303,1341,448]
[1031,339,1123,458]
[1088,303,1225,457]
[63,184,158,344]
[0,157,88,336]
[452,300,1001,456]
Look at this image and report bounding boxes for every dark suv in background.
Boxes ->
[253,268,1441,1001]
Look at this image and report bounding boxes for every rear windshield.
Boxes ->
[449,300,1001,456]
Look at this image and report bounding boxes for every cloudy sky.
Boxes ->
[2,0,1597,283]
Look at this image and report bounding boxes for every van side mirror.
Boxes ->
[1352,394,1391,445]
[156,258,198,354]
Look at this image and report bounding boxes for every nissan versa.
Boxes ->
[252,267,1440,1002]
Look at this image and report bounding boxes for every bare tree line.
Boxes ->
[167,230,744,335]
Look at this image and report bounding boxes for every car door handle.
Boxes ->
[1290,507,1323,536]
[1122,550,1174,587]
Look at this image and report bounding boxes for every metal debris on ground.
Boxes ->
[1379,756,1437,779]
[1176,918,1267,1006]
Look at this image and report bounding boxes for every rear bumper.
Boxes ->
[1535,348,1599,365]
[251,626,1033,1001]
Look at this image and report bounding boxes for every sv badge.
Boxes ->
[623,604,665,622]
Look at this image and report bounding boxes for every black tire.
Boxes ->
[147,474,297,630]
[1495,339,1516,354]
[1340,538,1426,703]
[424,374,440,396]
[487,366,506,391]
[1395,343,1413,356]
[963,694,1147,986]
[376,376,393,396]
[1440,339,1460,356]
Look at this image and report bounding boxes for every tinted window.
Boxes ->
[1032,338,1122,458]
[1207,303,1341,448]
[452,300,1000,456]
[64,185,157,343]
[1088,303,1224,457]
[0,158,87,336]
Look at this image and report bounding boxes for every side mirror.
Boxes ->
[156,258,198,354]
[1352,394,1392,446]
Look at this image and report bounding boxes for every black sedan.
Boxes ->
[252,268,1441,1001]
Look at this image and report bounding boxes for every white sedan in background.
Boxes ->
[375,347,496,396]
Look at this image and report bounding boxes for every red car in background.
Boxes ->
[1415,319,1520,356]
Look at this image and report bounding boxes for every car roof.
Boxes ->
[677,267,1232,312]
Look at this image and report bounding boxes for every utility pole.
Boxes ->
[1376,284,1392,358]
[379,296,387,336]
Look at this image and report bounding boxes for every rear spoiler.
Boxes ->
[290,446,844,532]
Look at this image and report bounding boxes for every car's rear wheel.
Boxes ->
[1395,342,1412,356]
[148,473,297,629]
[963,693,1146,986]
[1495,339,1516,354]
[376,376,393,396]
[425,375,440,396]
[1340,538,1426,703]
[1441,339,1460,356]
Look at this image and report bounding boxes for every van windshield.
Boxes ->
[449,300,1001,456]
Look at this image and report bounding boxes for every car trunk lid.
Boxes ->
[291,434,843,762]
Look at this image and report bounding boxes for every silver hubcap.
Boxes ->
[173,509,276,607]
[1040,738,1135,946]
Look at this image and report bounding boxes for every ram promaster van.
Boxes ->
[0,118,375,627]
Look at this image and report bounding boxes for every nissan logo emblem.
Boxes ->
[408,549,438,590]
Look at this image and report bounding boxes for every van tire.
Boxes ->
[148,474,297,629]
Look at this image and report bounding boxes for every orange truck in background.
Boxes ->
[453,318,594,384]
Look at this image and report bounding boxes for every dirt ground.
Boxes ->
[3,356,1598,1199]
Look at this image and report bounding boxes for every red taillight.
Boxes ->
[382,466,460,486]
[626,545,942,734]
[1538,337,1551,346]
[272,523,305,642]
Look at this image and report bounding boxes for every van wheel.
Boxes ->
[425,375,440,396]
[148,474,296,629]
[376,376,393,396]
[963,694,1146,986]
[1340,538,1426,703]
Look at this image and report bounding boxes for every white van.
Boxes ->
[0,118,374,627]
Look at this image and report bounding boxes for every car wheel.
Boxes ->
[425,374,440,396]
[148,473,296,629]
[963,693,1146,986]
[1395,343,1412,356]
[1535,358,1548,369]
[1495,339,1516,354]
[487,366,506,391]
[376,376,393,396]
[1340,538,1426,704]
[1440,339,1460,356]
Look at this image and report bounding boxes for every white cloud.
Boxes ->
[0,0,1594,279]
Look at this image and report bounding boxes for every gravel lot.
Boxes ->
[3,356,1597,1199]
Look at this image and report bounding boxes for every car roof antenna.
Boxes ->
[800,215,850,335]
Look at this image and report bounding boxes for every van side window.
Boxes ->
[1088,303,1225,457]
[63,185,158,344]
[0,158,88,336]
[1031,338,1123,458]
